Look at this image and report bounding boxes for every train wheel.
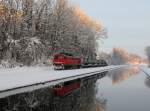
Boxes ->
[54,65,58,70]
[77,65,81,69]
[54,65,65,70]
[61,65,64,70]
[61,65,66,70]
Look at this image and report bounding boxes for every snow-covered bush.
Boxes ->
[0,60,23,68]
[15,37,47,66]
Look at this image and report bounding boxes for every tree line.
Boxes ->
[98,48,143,65]
[0,0,106,67]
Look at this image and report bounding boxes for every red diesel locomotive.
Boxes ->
[53,52,82,70]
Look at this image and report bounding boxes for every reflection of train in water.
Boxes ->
[53,79,81,96]
[53,52,108,70]
[53,71,108,97]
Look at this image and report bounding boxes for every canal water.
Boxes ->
[96,66,150,111]
[0,66,150,111]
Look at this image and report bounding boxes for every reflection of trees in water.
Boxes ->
[0,72,107,111]
[0,88,53,111]
[79,77,106,111]
[145,77,150,88]
[108,67,140,84]
[94,97,107,111]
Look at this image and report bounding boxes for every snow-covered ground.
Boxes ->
[0,65,126,98]
[140,65,150,77]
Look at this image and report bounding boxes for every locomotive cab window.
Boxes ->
[60,52,73,56]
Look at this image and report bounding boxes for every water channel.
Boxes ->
[0,66,150,111]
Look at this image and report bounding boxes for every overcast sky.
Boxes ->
[71,0,150,57]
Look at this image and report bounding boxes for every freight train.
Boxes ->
[53,52,108,70]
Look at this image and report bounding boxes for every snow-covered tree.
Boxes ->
[0,0,107,67]
[110,47,142,65]
[111,48,129,65]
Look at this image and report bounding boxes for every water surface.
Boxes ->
[1,66,150,111]
[96,66,150,111]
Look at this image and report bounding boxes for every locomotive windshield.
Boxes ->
[59,52,73,56]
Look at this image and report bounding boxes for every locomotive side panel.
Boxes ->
[53,53,82,69]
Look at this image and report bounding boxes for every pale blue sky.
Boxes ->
[71,0,150,57]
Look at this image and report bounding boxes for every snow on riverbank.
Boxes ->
[0,65,126,92]
[140,65,150,77]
